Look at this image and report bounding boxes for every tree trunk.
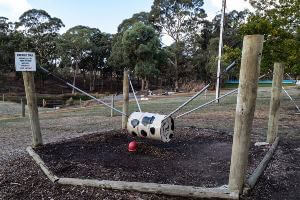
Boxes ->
[83,71,86,89]
[141,78,145,91]
[72,63,79,94]
[174,54,179,92]
[89,71,93,92]
[92,71,96,92]
[145,79,149,91]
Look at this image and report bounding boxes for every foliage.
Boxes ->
[239,0,300,75]
[150,0,207,90]
[122,22,161,79]
[16,9,64,69]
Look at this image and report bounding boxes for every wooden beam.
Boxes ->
[244,137,279,193]
[122,69,129,129]
[58,178,239,199]
[229,35,264,193]
[26,146,59,183]
[22,72,43,147]
[267,63,284,143]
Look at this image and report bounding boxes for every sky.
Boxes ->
[0,0,253,44]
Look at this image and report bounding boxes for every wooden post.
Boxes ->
[42,99,46,107]
[266,63,284,143]
[21,97,25,117]
[22,72,43,147]
[80,98,82,107]
[122,69,129,129]
[228,35,264,193]
[111,95,115,117]
[2,94,4,102]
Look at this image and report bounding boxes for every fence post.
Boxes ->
[228,35,264,193]
[2,94,4,102]
[111,95,115,117]
[267,63,284,143]
[42,99,46,107]
[21,97,25,117]
[22,72,43,147]
[122,69,129,129]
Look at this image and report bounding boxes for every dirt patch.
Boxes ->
[35,128,267,188]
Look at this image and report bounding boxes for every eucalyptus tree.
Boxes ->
[118,12,151,33]
[109,11,153,78]
[121,22,161,90]
[0,17,13,74]
[237,0,300,76]
[150,0,207,90]
[58,25,97,93]
[79,31,113,91]
[17,9,64,69]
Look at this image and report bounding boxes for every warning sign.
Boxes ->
[15,52,36,71]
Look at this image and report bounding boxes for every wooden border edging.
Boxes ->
[27,146,239,199]
[26,146,59,183]
[58,178,239,199]
[244,137,280,192]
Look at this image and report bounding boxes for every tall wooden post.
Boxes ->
[267,63,284,143]
[21,97,25,117]
[229,35,264,193]
[111,95,115,117]
[122,69,129,129]
[23,72,43,147]
[2,94,4,102]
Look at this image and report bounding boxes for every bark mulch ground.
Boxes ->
[35,128,268,187]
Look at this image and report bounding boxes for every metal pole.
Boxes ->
[165,83,211,119]
[128,74,142,112]
[39,66,128,117]
[282,87,300,112]
[176,73,267,119]
[176,88,238,119]
[215,0,226,103]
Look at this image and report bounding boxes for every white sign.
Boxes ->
[15,52,36,71]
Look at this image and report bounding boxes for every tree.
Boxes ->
[239,0,300,76]
[150,0,207,90]
[0,17,13,74]
[118,12,151,33]
[121,22,161,90]
[17,9,64,69]
[58,25,95,93]
[79,31,113,91]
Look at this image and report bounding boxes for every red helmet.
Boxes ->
[128,141,138,152]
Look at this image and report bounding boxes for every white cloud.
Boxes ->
[0,0,32,21]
